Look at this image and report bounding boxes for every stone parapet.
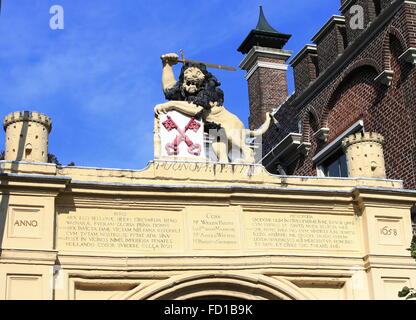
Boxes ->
[342,132,384,148]
[3,111,52,163]
[3,111,52,133]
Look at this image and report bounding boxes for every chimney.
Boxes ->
[238,6,292,129]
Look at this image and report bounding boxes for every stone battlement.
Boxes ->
[3,111,52,132]
[342,132,384,148]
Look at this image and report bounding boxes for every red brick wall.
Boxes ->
[289,66,381,178]
[325,66,379,143]
[292,52,319,93]
[402,3,416,47]
[315,23,346,73]
[248,63,289,130]
[263,1,416,188]
[366,35,416,188]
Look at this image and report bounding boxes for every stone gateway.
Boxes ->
[1,2,416,300]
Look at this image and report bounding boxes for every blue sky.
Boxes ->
[0,0,340,169]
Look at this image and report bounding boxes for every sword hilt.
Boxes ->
[180,49,185,62]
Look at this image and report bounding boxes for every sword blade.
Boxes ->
[178,59,236,71]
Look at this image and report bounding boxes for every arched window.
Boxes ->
[323,65,379,140]
[317,65,381,178]
[25,143,33,159]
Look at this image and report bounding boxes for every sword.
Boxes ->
[178,49,236,72]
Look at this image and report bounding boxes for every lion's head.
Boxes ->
[181,66,205,94]
[164,62,224,110]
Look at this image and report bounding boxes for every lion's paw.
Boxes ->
[154,103,171,115]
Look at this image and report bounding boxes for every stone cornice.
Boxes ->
[50,160,404,193]
[239,46,292,71]
[0,172,70,195]
[311,15,346,44]
[290,44,318,67]
[245,61,289,80]
[0,249,58,265]
[399,47,416,64]
[261,133,303,168]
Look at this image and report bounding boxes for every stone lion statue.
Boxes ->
[155,53,276,163]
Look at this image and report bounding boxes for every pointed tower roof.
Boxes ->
[238,6,291,54]
[256,5,278,33]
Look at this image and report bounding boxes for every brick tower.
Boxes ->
[238,6,292,129]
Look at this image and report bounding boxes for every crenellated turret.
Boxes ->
[342,132,386,179]
[3,111,52,163]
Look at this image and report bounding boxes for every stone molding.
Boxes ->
[342,132,385,149]
[313,127,330,142]
[290,44,318,67]
[311,15,346,44]
[398,47,416,65]
[239,46,292,71]
[374,69,394,86]
[245,61,289,80]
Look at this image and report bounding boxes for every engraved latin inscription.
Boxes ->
[190,211,240,250]
[245,213,359,251]
[58,211,184,252]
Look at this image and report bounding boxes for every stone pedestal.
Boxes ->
[154,110,206,161]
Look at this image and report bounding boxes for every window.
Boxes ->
[25,143,33,158]
[321,149,348,177]
[313,120,364,178]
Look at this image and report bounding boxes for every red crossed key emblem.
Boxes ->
[162,116,202,156]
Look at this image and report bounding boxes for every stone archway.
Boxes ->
[119,273,314,300]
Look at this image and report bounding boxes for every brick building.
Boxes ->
[239,0,416,191]
[0,1,416,301]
